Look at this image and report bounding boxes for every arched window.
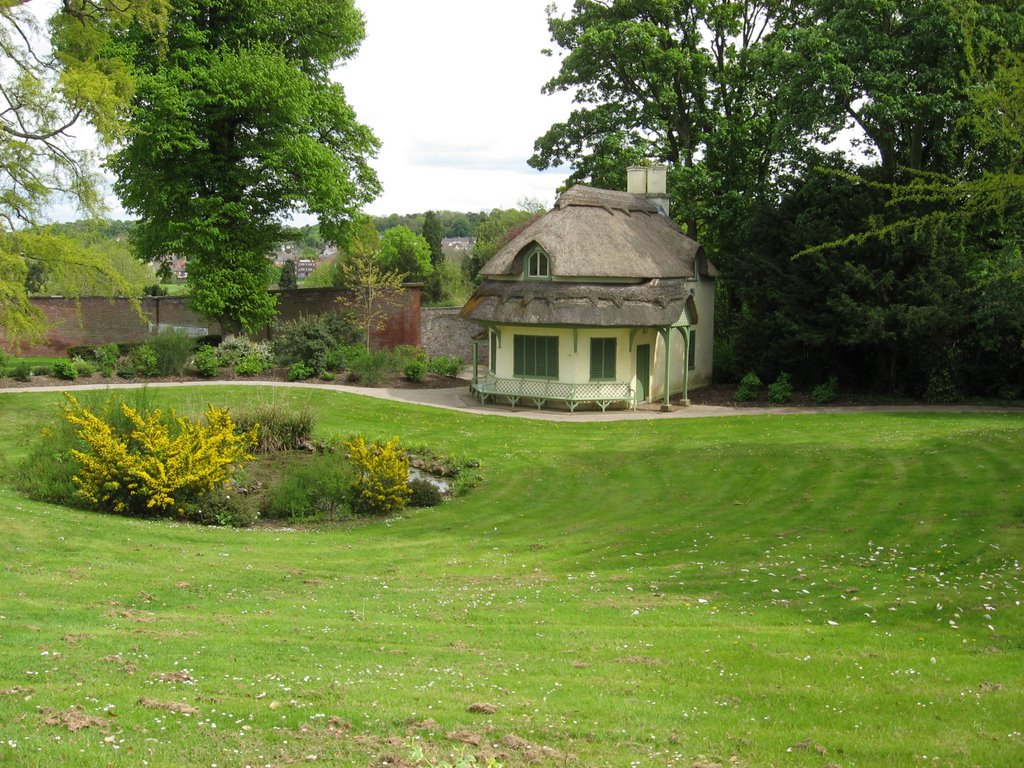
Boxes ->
[526,248,550,279]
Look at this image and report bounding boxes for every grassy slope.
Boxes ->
[0,386,1021,767]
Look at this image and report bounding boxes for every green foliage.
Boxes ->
[404,359,426,383]
[271,312,361,374]
[336,248,407,352]
[767,372,793,404]
[288,361,314,381]
[407,478,442,508]
[378,225,433,282]
[263,454,352,522]
[108,0,381,331]
[924,368,960,404]
[345,346,422,387]
[52,359,79,381]
[10,361,33,382]
[95,343,120,378]
[428,355,463,378]
[150,329,195,376]
[232,404,314,454]
[182,488,258,527]
[278,258,298,290]
[217,335,274,369]
[812,376,840,405]
[192,344,220,378]
[234,353,272,377]
[129,343,158,377]
[463,208,539,282]
[345,435,411,516]
[734,372,762,402]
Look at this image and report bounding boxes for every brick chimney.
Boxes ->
[626,164,670,217]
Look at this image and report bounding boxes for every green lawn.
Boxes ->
[0,386,1021,767]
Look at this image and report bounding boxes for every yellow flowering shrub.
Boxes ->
[345,435,411,515]
[62,394,257,517]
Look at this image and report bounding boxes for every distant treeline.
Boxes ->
[47,211,489,251]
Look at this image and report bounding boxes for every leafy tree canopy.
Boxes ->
[377,226,433,283]
[0,1,161,347]
[108,0,381,332]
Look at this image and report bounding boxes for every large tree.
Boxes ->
[108,0,380,332]
[0,1,158,347]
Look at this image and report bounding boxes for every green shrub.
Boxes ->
[271,313,361,373]
[319,370,336,381]
[287,361,314,381]
[72,356,95,377]
[345,347,417,386]
[734,372,762,402]
[181,488,258,527]
[263,454,352,521]
[130,343,159,377]
[217,335,274,369]
[32,363,53,377]
[234,353,272,377]
[408,477,443,507]
[14,416,83,506]
[151,329,195,376]
[924,369,959,404]
[192,344,220,377]
[65,345,96,360]
[346,435,411,515]
[232,403,315,453]
[95,343,119,378]
[812,376,839,405]
[10,361,32,382]
[767,372,793,404]
[0,350,8,377]
[52,359,79,380]
[428,355,463,378]
[404,359,426,383]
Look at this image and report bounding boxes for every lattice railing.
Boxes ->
[472,375,635,412]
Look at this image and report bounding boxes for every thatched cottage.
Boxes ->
[461,166,716,411]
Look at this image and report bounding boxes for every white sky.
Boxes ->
[340,0,574,216]
[37,0,575,222]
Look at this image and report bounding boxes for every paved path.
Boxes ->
[1,378,1018,422]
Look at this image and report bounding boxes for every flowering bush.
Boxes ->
[62,394,257,518]
[345,435,411,516]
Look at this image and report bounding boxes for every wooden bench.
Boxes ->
[471,375,636,412]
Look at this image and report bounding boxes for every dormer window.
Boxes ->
[526,248,550,279]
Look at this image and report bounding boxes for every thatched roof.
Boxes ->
[462,184,712,327]
[477,185,709,280]
[461,278,699,328]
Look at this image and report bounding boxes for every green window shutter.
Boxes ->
[590,338,616,380]
[513,335,558,377]
[545,336,559,378]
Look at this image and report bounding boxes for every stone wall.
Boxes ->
[420,307,486,364]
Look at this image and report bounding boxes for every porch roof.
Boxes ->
[461,278,698,327]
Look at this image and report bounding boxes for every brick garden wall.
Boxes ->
[1,286,422,357]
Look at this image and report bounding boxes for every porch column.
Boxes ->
[471,338,480,388]
[680,326,691,406]
[662,327,672,411]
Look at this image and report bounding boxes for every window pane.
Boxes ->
[590,338,616,380]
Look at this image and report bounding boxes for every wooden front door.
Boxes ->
[636,344,651,402]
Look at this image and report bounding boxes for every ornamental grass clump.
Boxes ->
[62,394,257,519]
[345,435,411,515]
